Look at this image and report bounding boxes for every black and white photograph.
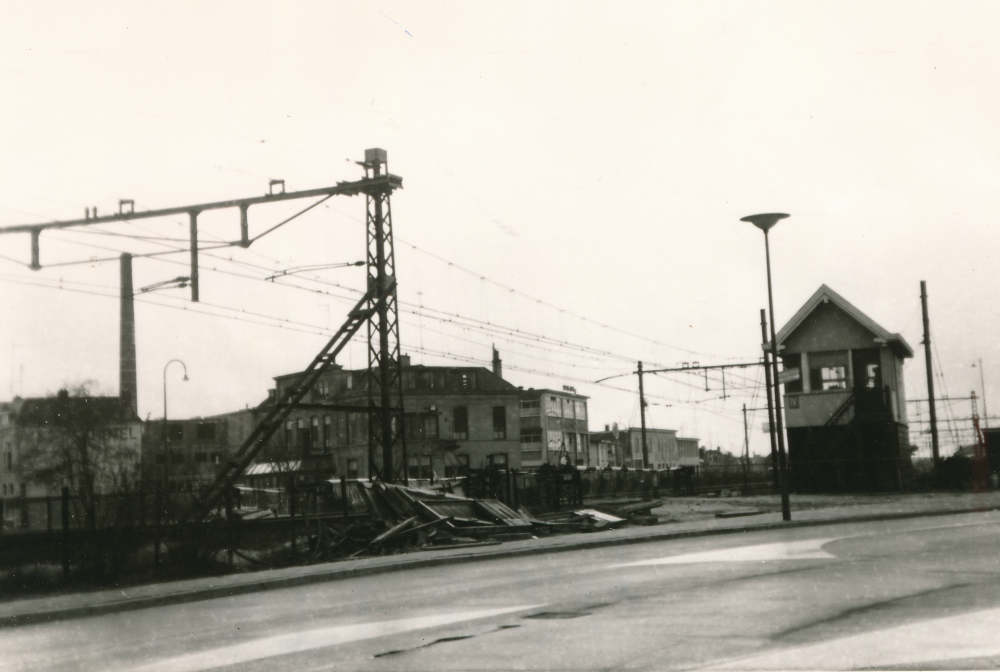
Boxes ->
[2,2,1000,670]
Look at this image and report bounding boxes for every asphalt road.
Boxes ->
[5,511,1000,671]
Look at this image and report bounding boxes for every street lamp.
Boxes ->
[741,213,792,521]
[163,359,189,490]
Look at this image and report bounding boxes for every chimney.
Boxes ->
[400,354,411,367]
[119,253,138,418]
[492,345,502,379]
[605,424,610,431]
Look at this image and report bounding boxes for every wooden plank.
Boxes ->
[371,516,419,545]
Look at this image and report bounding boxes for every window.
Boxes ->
[4,452,10,470]
[458,372,476,390]
[488,453,508,467]
[196,423,216,441]
[492,406,507,439]
[417,371,435,389]
[310,417,320,454]
[211,453,220,465]
[866,363,880,389]
[819,367,847,390]
[781,354,803,393]
[316,380,329,398]
[423,415,439,439]
[520,428,542,446]
[195,452,208,463]
[167,423,184,442]
[547,396,560,417]
[297,419,310,453]
[445,455,470,478]
[809,352,849,391]
[408,454,432,479]
[519,399,540,417]
[155,454,166,465]
[347,459,359,479]
[453,406,469,440]
[574,401,587,420]
[285,421,294,449]
[547,430,563,450]
[324,416,332,451]
[170,451,184,464]
[403,371,416,390]
[405,414,439,440]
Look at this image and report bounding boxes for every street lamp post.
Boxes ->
[162,359,189,490]
[742,213,792,522]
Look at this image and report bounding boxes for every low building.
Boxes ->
[589,425,699,469]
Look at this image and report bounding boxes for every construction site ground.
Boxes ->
[2,490,999,629]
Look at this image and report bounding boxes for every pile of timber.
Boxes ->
[308,486,664,560]
[345,482,538,556]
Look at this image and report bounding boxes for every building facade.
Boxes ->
[141,417,230,491]
[0,393,142,529]
[588,425,700,469]
[775,284,913,492]
[241,355,522,483]
[518,386,590,468]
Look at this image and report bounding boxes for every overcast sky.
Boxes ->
[1,2,997,458]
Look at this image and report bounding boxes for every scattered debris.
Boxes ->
[236,481,666,563]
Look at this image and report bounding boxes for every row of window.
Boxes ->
[162,422,219,443]
[282,406,511,454]
[1,483,25,497]
[782,351,882,394]
[519,429,589,454]
[518,397,587,420]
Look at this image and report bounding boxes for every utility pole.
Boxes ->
[760,310,780,489]
[742,403,750,494]
[976,358,989,430]
[920,281,940,465]
[638,361,649,468]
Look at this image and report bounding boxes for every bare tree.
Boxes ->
[16,384,141,530]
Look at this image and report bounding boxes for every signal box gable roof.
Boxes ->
[773,284,914,359]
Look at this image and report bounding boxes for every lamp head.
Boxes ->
[182,375,189,382]
[741,213,790,232]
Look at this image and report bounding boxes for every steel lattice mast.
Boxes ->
[360,149,408,483]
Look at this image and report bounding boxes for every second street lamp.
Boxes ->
[741,212,792,522]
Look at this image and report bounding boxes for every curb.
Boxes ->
[3,505,998,629]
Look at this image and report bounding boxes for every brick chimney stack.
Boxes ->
[492,345,503,379]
